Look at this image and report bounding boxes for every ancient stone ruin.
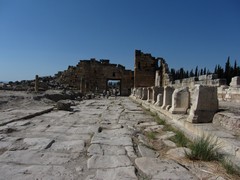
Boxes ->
[132,50,221,124]
[58,59,134,96]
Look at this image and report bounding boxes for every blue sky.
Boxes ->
[0,0,239,81]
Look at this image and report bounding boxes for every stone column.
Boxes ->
[141,88,148,100]
[152,87,164,104]
[137,88,143,99]
[147,87,153,103]
[187,85,218,123]
[161,86,174,110]
[35,75,39,93]
[154,94,163,106]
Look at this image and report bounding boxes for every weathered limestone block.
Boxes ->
[154,94,163,106]
[217,85,228,101]
[56,100,72,111]
[138,88,143,98]
[225,87,240,102]
[161,86,174,110]
[131,88,136,96]
[147,87,153,103]
[141,88,148,100]
[152,87,164,104]
[230,76,240,88]
[187,85,218,123]
[170,87,190,114]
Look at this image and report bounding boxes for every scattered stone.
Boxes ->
[156,131,176,140]
[143,125,164,132]
[162,140,177,148]
[166,147,191,159]
[136,121,158,128]
[56,100,71,111]
[138,145,159,158]
[138,134,150,146]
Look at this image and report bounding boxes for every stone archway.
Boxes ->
[106,79,121,96]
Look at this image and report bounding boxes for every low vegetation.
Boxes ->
[146,131,157,140]
[169,130,189,147]
[185,134,220,161]
[220,158,240,176]
[143,107,240,177]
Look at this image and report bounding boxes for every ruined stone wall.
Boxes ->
[170,74,226,89]
[134,50,158,88]
[58,59,134,96]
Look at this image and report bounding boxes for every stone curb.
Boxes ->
[0,107,54,126]
[130,96,240,169]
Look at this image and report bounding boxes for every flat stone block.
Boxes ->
[0,150,74,165]
[135,157,197,179]
[87,144,126,156]
[138,145,159,158]
[87,155,132,169]
[95,166,137,180]
[50,140,85,153]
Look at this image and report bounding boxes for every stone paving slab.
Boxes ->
[1,96,234,179]
[135,157,197,180]
[91,134,133,146]
[87,144,126,156]
[0,150,76,165]
[0,107,54,126]
[0,164,76,180]
[50,140,85,153]
[93,166,138,180]
[87,155,133,169]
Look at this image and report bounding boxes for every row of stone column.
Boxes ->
[133,85,218,123]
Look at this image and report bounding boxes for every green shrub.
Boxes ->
[170,130,189,147]
[146,131,156,140]
[186,134,220,161]
[220,158,240,176]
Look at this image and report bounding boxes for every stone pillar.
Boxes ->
[147,87,153,103]
[138,88,143,99]
[141,88,148,100]
[187,85,218,123]
[152,87,164,104]
[161,86,174,110]
[35,75,39,93]
[169,87,190,114]
[154,94,163,106]
[155,70,161,86]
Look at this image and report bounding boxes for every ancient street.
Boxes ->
[0,95,235,179]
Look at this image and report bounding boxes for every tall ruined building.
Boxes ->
[58,59,134,96]
[134,50,171,88]
[134,50,159,88]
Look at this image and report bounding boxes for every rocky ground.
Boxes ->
[0,91,238,179]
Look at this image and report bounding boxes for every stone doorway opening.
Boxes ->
[107,79,121,96]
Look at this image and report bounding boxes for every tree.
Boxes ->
[195,66,198,77]
[190,69,194,77]
[233,60,238,77]
[203,67,206,75]
[225,56,231,85]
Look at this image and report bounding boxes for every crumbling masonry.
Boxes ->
[57,59,134,96]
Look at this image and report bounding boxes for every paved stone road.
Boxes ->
[0,97,200,179]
